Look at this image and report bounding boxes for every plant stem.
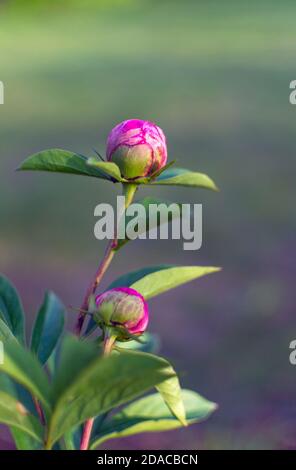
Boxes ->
[77,184,137,450]
[33,396,46,426]
[74,184,137,336]
[80,330,117,451]
[75,241,115,335]
[102,328,117,357]
[79,417,95,451]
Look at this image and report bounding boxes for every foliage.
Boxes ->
[0,144,219,449]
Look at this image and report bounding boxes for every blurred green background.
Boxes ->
[1,0,296,449]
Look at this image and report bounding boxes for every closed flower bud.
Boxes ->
[106,119,167,179]
[94,287,149,340]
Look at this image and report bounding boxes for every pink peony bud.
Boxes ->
[106,119,167,179]
[94,287,149,340]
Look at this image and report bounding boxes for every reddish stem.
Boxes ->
[80,417,95,451]
[33,396,46,426]
[78,184,137,449]
[75,241,115,336]
[74,184,137,337]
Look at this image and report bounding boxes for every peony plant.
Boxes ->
[0,119,220,450]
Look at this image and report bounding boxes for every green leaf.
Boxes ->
[18,149,110,180]
[0,373,37,416]
[0,274,25,343]
[156,376,186,425]
[108,265,171,290]
[63,427,82,451]
[0,368,41,448]
[31,291,65,365]
[116,332,160,354]
[117,349,185,425]
[0,317,17,342]
[130,265,221,299]
[47,338,176,448]
[90,389,217,448]
[151,167,218,191]
[87,158,124,182]
[133,160,177,184]
[49,336,99,399]
[10,427,42,450]
[86,265,220,336]
[116,198,182,249]
[0,340,51,413]
[0,391,43,443]
[148,160,177,180]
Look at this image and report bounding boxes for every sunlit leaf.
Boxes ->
[156,376,186,425]
[87,158,124,182]
[18,149,110,180]
[131,265,221,299]
[90,389,217,448]
[151,167,218,191]
[108,265,171,290]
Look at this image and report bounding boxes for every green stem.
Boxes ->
[122,183,137,208]
[102,328,117,356]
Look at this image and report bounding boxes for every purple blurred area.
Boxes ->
[0,0,296,450]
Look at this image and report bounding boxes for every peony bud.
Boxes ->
[94,287,149,340]
[106,119,167,179]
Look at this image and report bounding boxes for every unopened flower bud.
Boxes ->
[94,287,149,340]
[106,119,167,179]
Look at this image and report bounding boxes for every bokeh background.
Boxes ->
[1,0,296,449]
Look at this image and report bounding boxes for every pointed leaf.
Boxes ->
[151,167,218,191]
[108,265,171,290]
[149,160,177,180]
[131,266,221,299]
[31,291,65,365]
[86,266,220,336]
[156,376,186,425]
[90,389,217,448]
[18,149,110,180]
[116,349,185,424]
[87,158,124,182]
[0,391,43,443]
[0,274,25,343]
